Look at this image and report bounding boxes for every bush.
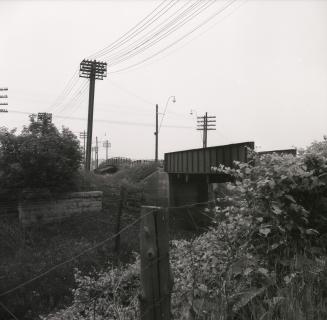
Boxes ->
[43,139,327,319]
[0,115,82,195]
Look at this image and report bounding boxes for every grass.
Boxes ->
[0,164,160,320]
[0,162,203,319]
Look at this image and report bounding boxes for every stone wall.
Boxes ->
[19,191,103,226]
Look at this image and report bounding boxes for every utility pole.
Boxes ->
[79,130,87,165]
[37,112,52,124]
[91,146,96,170]
[0,87,8,110]
[155,104,158,162]
[79,59,107,171]
[95,136,99,169]
[103,140,111,162]
[197,112,216,148]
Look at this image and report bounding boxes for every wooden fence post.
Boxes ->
[140,205,172,320]
[114,185,126,262]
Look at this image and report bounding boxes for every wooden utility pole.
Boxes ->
[95,136,99,169]
[79,130,87,165]
[91,147,95,170]
[0,87,8,110]
[103,140,111,162]
[114,185,127,262]
[140,206,172,320]
[155,104,159,162]
[79,60,107,171]
[197,112,216,148]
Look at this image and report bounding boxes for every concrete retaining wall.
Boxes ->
[19,191,103,226]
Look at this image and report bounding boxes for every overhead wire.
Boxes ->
[88,0,177,60]
[110,0,237,73]
[108,80,154,106]
[7,109,194,129]
[103,0,202,64]
[46,1,237,118]
[46,69,80,113]
[54,79,88,115]
[106,0,215,66]
[45,2,174,115]
[126,0,247,74]
[60,81,89,116]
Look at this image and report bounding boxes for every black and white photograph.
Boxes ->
[0,0,327,319]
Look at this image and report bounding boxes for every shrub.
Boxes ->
[43,139,327,319]
[0,115,82,195]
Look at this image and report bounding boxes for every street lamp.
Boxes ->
[155,96,176,162]
[159,96,176,131]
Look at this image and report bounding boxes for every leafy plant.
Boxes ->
[0,115,82,195]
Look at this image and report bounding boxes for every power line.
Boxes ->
[89,0,177,60]
[109,80,154,106]
[110,0,237,74]
[104,0,204,64]
[107,0,215,67]
[8,109,195,129]
[46,69,80,112]
[45,2,174,113]
[55,79,89,115]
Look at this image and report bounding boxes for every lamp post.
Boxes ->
[155,96,176,162]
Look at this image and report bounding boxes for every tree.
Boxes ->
[0,115,83,195]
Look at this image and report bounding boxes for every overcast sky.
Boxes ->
[1,0,327,160]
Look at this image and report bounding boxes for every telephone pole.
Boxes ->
[79,130,87,165]
[95,136,99,169]
[79,59,107,171]
[0,87,8,111]
[37,112,52,124]
[197,112,216,148]
[103,140,111,162]
[155,104,158,162]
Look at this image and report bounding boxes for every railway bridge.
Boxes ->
[164,142,255,209]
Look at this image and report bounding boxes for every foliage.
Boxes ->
[43,139,327,319]
[0,115,82,194]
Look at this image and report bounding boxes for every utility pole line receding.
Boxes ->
[79,59,107,171]
[197,112,216,148]
[155,104,159,162]
[103,140,111,162]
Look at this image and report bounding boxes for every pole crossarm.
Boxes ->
[79,59,107,80]
[37,112,52,124]
[196,112,216,148]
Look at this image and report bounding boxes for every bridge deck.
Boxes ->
[164,142,254,174]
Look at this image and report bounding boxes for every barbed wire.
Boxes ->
[0,197,217,299]
[0,301,19,320]
[0,208,156,298]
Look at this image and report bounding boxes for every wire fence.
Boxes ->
[0,189,219,319]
